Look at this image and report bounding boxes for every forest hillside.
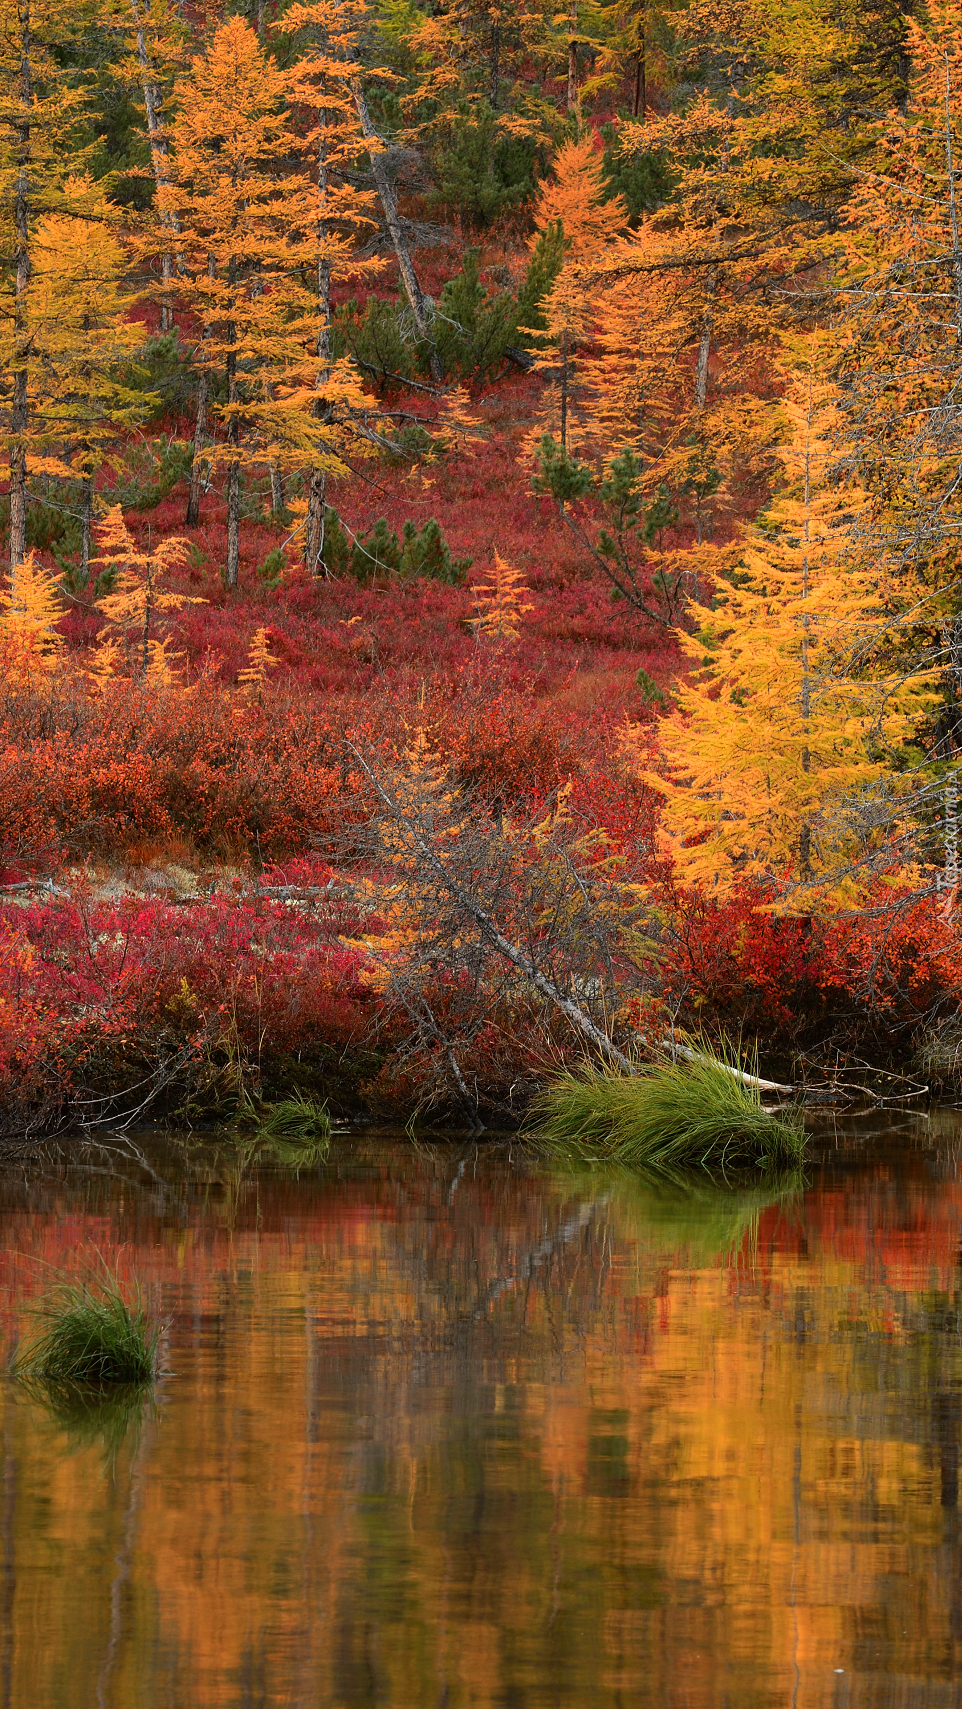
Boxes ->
[2,0,962,1131]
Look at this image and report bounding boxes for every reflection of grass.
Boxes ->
[531,1050,804,1171]
[255,1131,331,1170]
[233,1092,332,1171]
[18,1376,155,1469]
[13,1276,160,1386]
[558,1161,804,1266]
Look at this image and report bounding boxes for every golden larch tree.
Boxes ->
[0,550,63,682]
[472,553,533,643]
[93,505,202,682]
[164,17,319,586]
[0,0,99,567]
[282,0,384,575]
[28,175,149,578]
[637,367,937,906]
[530,135,627,262]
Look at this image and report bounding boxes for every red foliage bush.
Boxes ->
[818,896,962,1027]
[0,673,369,860]
[659,881,962,1058]
[0,888,375,1124]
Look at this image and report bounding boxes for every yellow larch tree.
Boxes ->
[396,0,555,161]
[344,725,459,988]
[93,505,202,682]
[120,0,188,330]
[28,175,149,580]
[164,17,321,585]
[523,262,594,459]
[530,135,627,261]
[238,626,277,701]
[523,138,628,460]
[636,366,937,906]
[0,0,100,568]
[471,553,533,643]
[834,0,962,575]
[576,267,654,462]
[587,0,896,550]
[281,0,385,575]
[575,222,739,545]
[827,0,962,885]
[0,551,63,682]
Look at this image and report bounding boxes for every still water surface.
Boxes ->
[0,1120,960,1706]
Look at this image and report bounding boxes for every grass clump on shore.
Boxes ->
[13,1276,160,1388]
[531,1048,804,1171]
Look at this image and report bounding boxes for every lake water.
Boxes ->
[0,1117,961,1707]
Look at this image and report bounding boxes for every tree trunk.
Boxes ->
[186,368,208,526]
[351,77,443,384]
[130,0,180,332]
[186,254,215,526]
[225,340,240,588]
[695,271,717,408]
[667,1039,793,1096]
[306,104,333,574]
[9,429,27,573]
[226,457,240,587]
[799,387,813,880]
[944,57,962,347]
[632,30,646,118]
[141,567,153,679]
[695,323,711,407]
[9,14,31,571]
[305,468,327,575]
[81,473,92,580]
[269,461,283,515]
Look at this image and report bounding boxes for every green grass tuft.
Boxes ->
[13,1276,160,1387]
[256,1091,331,1143]
[531,1047,805,1171]
[249,1093,331,1167]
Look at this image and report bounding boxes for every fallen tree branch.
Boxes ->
[346,743,637,1075]
[664,1040,795,1096]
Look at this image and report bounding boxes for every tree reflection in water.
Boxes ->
[0,1121,958,1706]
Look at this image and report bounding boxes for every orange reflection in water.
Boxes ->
[0,1127,958,1708]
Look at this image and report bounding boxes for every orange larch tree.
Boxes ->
[164,16,319,585]
[0,0,98,568]
[27,175,149,579]
[282,0,384,574]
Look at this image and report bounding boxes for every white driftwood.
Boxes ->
[662,1040,795,1097]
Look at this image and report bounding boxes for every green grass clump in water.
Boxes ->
[532,1049,804,1170]
[250,1093,331,1167]
[257,1092,331,1143]
[14,1277,160,1387]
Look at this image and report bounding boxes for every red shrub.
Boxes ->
[0,890,376,1120]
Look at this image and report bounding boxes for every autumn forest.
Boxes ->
[3,0,962,1133]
